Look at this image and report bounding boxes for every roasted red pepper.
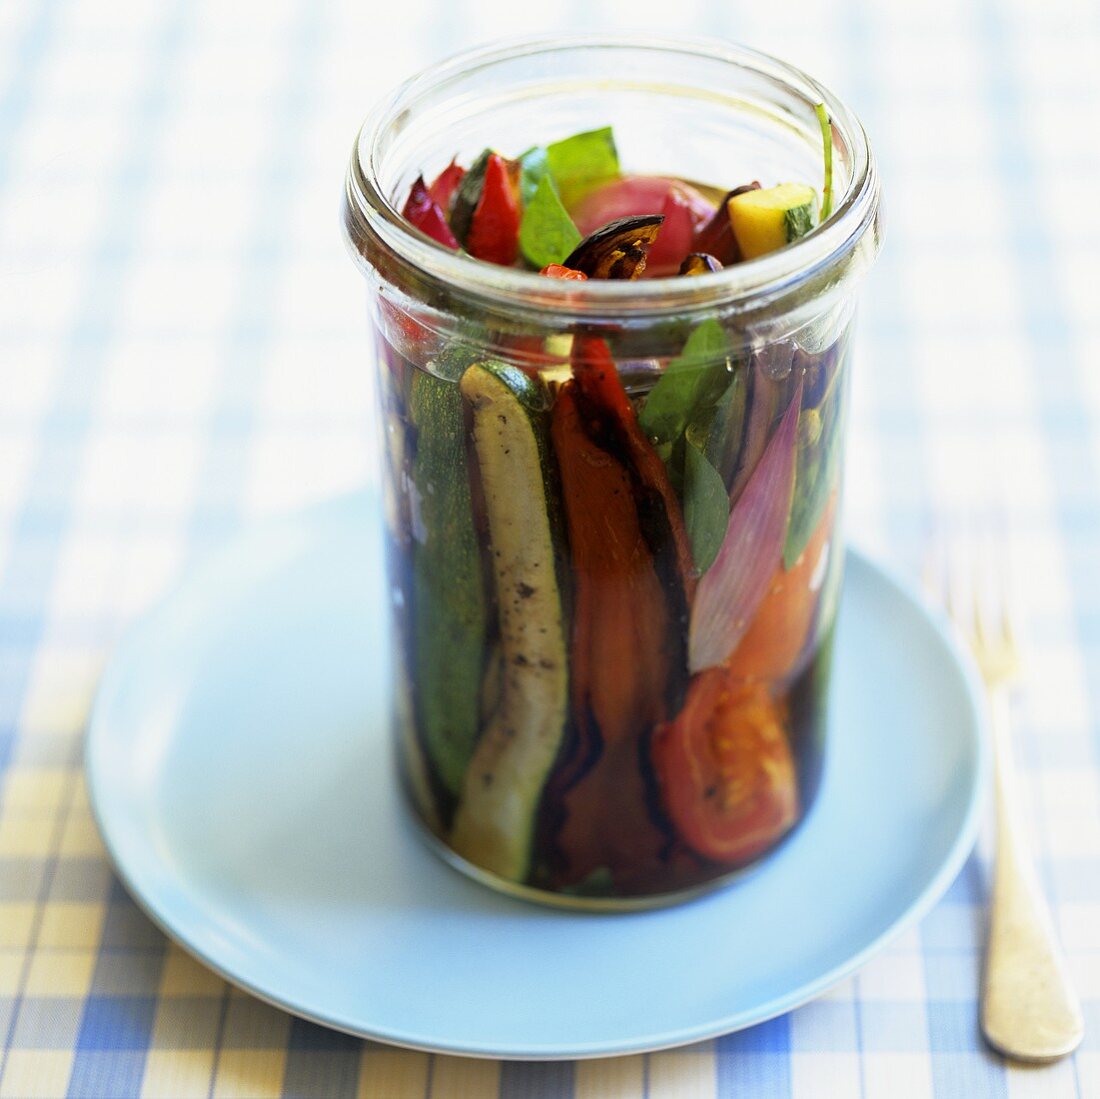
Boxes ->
[571,334,697,600]
[427,158,465,213]
[549,384,674,887]
[465,153,520,266]
[401,175,460,250]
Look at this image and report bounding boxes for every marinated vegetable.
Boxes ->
[652,672,799,864]
[408,373,487,796]
[727,183,818,260]
[549,382,677,890]
[449,362,568,880]
[563,214,664,279]
[679,252,723,276]
[465,153,521,266]
[401,175,460,250]
[692,182,760,264]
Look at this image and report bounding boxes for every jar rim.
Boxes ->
[344,34,881,321]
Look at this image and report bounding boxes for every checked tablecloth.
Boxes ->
[1,0,1099,1095]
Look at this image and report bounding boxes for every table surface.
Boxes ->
[1,0,1098,1096]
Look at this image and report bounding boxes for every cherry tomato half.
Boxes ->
[652,671,798,864]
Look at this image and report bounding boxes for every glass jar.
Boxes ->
[344,35,881,909]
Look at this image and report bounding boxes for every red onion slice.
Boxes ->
[688,380,803,673]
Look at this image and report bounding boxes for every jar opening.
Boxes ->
[344,34,881,323]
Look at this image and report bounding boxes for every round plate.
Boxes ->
[86,494,987,1060]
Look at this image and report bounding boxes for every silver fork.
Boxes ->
[932,530,1083,1062]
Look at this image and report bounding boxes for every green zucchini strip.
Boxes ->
[409,373,487,796]
[450,362,568,881]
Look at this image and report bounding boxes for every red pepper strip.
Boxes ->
[571,334,697,600]
[427,158,465,213]
[540,264,588,281]
[550,384,673,888]
[401,175,460,250]
[465,153,520,266]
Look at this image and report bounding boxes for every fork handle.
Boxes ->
[981,688,1084,1062]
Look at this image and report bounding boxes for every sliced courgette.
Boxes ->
[449,362,568,882]
[727,183,818,260]
[409,373,487,797]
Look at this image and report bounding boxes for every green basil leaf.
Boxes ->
[517,145,549,206]
[815,102,834,221]
[639,318,730,445]
[684,441,730,573]
[518,175,582,269]
[783,375,846,568]
[699,366,748,488]
[546,126,620,207]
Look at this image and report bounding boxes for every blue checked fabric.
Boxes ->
[0,0,1098,1096]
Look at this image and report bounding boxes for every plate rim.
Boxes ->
[85,501,989,1060]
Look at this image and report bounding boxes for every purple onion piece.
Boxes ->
[688,379,803,673]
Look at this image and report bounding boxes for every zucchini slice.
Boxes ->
[409,373,487,796]
[449,362,568,881]
[727,183,818,260]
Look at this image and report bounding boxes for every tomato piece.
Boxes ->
[400,175,460,250]
[539,263,588,280]
[653,670,798,863]
[572,176,714,236]
[427,158,465,213]
[644,186,706,276]
[465,153,520,266]
[726,493,838,683]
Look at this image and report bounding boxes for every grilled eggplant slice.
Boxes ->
[678,252,723,276]
[562,214,664,279]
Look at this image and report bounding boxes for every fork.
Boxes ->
[935,533,1084,1063]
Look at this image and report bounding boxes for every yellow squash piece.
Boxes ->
[727,183,818,260]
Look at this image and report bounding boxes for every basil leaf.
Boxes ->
[815,103,834,221]
[699,366,748,487]
[449,148,491,244]
[684,441,730,573]
[519,175,582,269]
[783,372,846,567]
[639,319,730,445]
[546,126,620,207]
[517,145,549,206]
